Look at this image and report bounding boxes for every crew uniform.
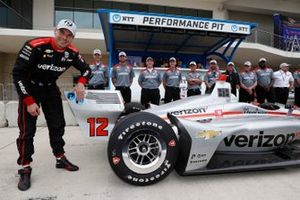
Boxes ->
[239,70,257,103]
[88,61,108,90]
[204,69,221,94]
[272,63,294,105]
[138,67,162,108]
[163,68,182,103]
[294,70,300,107]
[256,67,275,103]
[187,63,202,96]
[13,37,91,166]
[112,63,135,103]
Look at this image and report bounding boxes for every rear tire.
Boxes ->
[108,112,178,186]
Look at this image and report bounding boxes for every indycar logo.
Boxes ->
[197,130,221,140]
[169,107,207,116]
[224,131,295,148]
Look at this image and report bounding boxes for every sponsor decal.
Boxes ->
[169,107,207,116]
[64,51,69,58]
[127,160,171,183]
[215,158,282,168]
[190,153,207,164]
[118,121,163,140]
[83,70,89,77]
[112,14,122,22]
[17,81,27,94]
[243,107,266,114]
[43,54,53,58]
[224,131,295,148]
[112,157,120,165]
[44,49,53,54]
[24,45,32,50]
[37,64,66,72]
[214,109,223,118]
[197,130,221,140]
[110,12,250,34]
[168,140,176,147]
[78,54,84,63]
[19,54,29,61]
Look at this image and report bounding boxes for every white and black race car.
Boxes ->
[66,79,300,186]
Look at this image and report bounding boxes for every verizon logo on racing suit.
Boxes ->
[17,81,28,95]
[38,64,66,72]
[224,131,295,148]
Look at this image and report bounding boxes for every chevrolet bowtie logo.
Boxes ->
[197,130,221,140]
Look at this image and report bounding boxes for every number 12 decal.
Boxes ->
[87,117,108,137]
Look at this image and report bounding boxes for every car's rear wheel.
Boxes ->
[108,112,178,186]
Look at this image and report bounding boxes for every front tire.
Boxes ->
[108,112,178,186]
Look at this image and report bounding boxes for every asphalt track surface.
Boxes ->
[1,126,300,200]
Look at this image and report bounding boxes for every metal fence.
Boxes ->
[245,28,300,52]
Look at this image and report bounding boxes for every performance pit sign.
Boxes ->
[109,12,251,35]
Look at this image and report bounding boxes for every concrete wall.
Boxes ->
[228,11,273,32]
[33,0,55,29]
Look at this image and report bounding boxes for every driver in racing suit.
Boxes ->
[12,19,91,191]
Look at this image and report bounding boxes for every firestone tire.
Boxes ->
[108,112,178,186]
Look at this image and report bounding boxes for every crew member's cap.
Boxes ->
[189,61,197,66]
[93,49,102,55]
[259,57,267,63]
[146,57,153,61]
[56,19,77,36]
[244,61,252,67]
[227,62,235,66]
[209,59,217,64]
[169,57,176,62]
[118,51,127,57]
[279,62,290,68]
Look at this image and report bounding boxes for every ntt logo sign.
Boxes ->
[112,14,121,22]
[231,25,238,32]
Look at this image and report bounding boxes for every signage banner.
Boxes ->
[274,14,300,51]
[110,12,251,34]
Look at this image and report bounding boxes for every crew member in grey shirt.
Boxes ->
[187,61,202,97]
[111,51,135,103]
[138,57,162,108]
[255,58,275,103]
[88,49,108,90]
[163,57,182,103]
[239,61,257,103]
[204,59,221,94]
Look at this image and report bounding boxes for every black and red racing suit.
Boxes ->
[13,37,91,165]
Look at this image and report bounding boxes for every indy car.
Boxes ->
[66,78,300,186]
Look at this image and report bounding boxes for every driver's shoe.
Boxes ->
[56,156,79,171]
[18,166,32,191]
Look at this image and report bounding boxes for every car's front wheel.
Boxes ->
[108,112,178,186]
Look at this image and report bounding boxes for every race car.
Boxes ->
[66,78,300,186]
